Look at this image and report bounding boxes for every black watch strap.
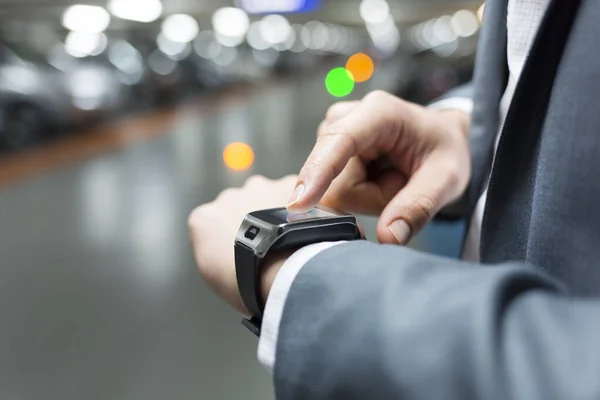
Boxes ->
[235,243,264,336]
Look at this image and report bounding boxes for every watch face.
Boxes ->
[250,206,348,225]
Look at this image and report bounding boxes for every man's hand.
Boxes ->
[287,91,471,245]
[188,175,297,315]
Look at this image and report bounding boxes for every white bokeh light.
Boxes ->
[65,32,107,57]
[246,21,270,50]
[215,33,245,47]
[212,7,250,38]
[360,0,390,25]
[62,5,110,33]
[157,33,190,59]
[432,16,457,45]
[259,14,292,45]
[162,14,199,43]
[451,10,480,37]
[108,0,163,23]
[194,31,222,59]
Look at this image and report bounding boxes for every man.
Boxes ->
[189,0,600,398]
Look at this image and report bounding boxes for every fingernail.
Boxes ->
[388,220,412,244]
[287,184,305,207]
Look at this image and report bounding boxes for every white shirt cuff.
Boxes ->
[257,241,347,374]
[428,97,474,115]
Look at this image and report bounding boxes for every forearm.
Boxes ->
[274,241,600,400]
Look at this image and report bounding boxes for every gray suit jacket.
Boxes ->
[273,0,600,399]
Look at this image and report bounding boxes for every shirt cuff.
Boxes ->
[257,241,347,374]
[428,97,474,115]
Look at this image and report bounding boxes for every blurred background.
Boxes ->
[0,0,481,398]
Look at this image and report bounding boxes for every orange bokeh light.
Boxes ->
[223,142,255,171]
[345,53,375,83]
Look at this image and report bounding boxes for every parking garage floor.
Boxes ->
[0,71,463,400]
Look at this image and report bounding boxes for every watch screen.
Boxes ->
[249,206,348,226]
[271,207,339,223]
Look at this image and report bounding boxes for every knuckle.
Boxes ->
[411,194,437,222]
[217,188,237,200]
[246,175,267,186]
[188,205,213,236]
[365,90,390,104]
[187,207,202,230]
[326,102,347,121]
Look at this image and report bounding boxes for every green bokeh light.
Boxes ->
[325,67,355,97]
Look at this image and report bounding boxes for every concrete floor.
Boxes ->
[0,69,463,399]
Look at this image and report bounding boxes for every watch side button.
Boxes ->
[245,226,260,240]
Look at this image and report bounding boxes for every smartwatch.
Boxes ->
[235,205,363,336]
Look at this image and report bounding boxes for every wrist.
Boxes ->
[260,250,295,304]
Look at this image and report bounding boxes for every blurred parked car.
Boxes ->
[0,44,70,150]
[0,42,128,150]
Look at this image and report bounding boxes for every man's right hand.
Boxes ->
[287,90,471,245]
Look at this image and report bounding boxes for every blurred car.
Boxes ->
[0,44,70,150]
[0,42,128,150]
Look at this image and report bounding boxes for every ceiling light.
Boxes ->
[212,46,238,67]
[451,10,480,37]
[259,15,292,45]
[238,0,318,14]
[216,33,244,47]
[108,40,142,73]
[157,33,188,57]
[310,21,329,50]
[360,0,390,25]
[246,21,270,50]
[274,28,296,51]
[108,0,163,23]
[62,5,110,33]
[162,14,199,43]
[432,16,457,45]
[65,32,107,58]
[212,7,250,39]
[148,51,177,75]
[194,32,222,59]
[289,24,306,52]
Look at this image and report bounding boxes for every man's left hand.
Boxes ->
[188,175,297,314]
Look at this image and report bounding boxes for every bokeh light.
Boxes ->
[162,14,199,43]
[477,3,485,22]
[62,5,110,34]
[451,10,479,37]
[325,67,355,97]
[346,53,374,83]
[223,142,255,171]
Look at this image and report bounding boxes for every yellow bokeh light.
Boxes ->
[223,142,255,171]
[345,53,375,83]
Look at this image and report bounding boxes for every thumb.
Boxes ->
[376,154,462,245]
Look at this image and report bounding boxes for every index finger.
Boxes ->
[287,91,405,213]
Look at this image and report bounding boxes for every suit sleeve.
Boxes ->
[274,241,600,400]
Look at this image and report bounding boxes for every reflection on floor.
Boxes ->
[0,70,463,400]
